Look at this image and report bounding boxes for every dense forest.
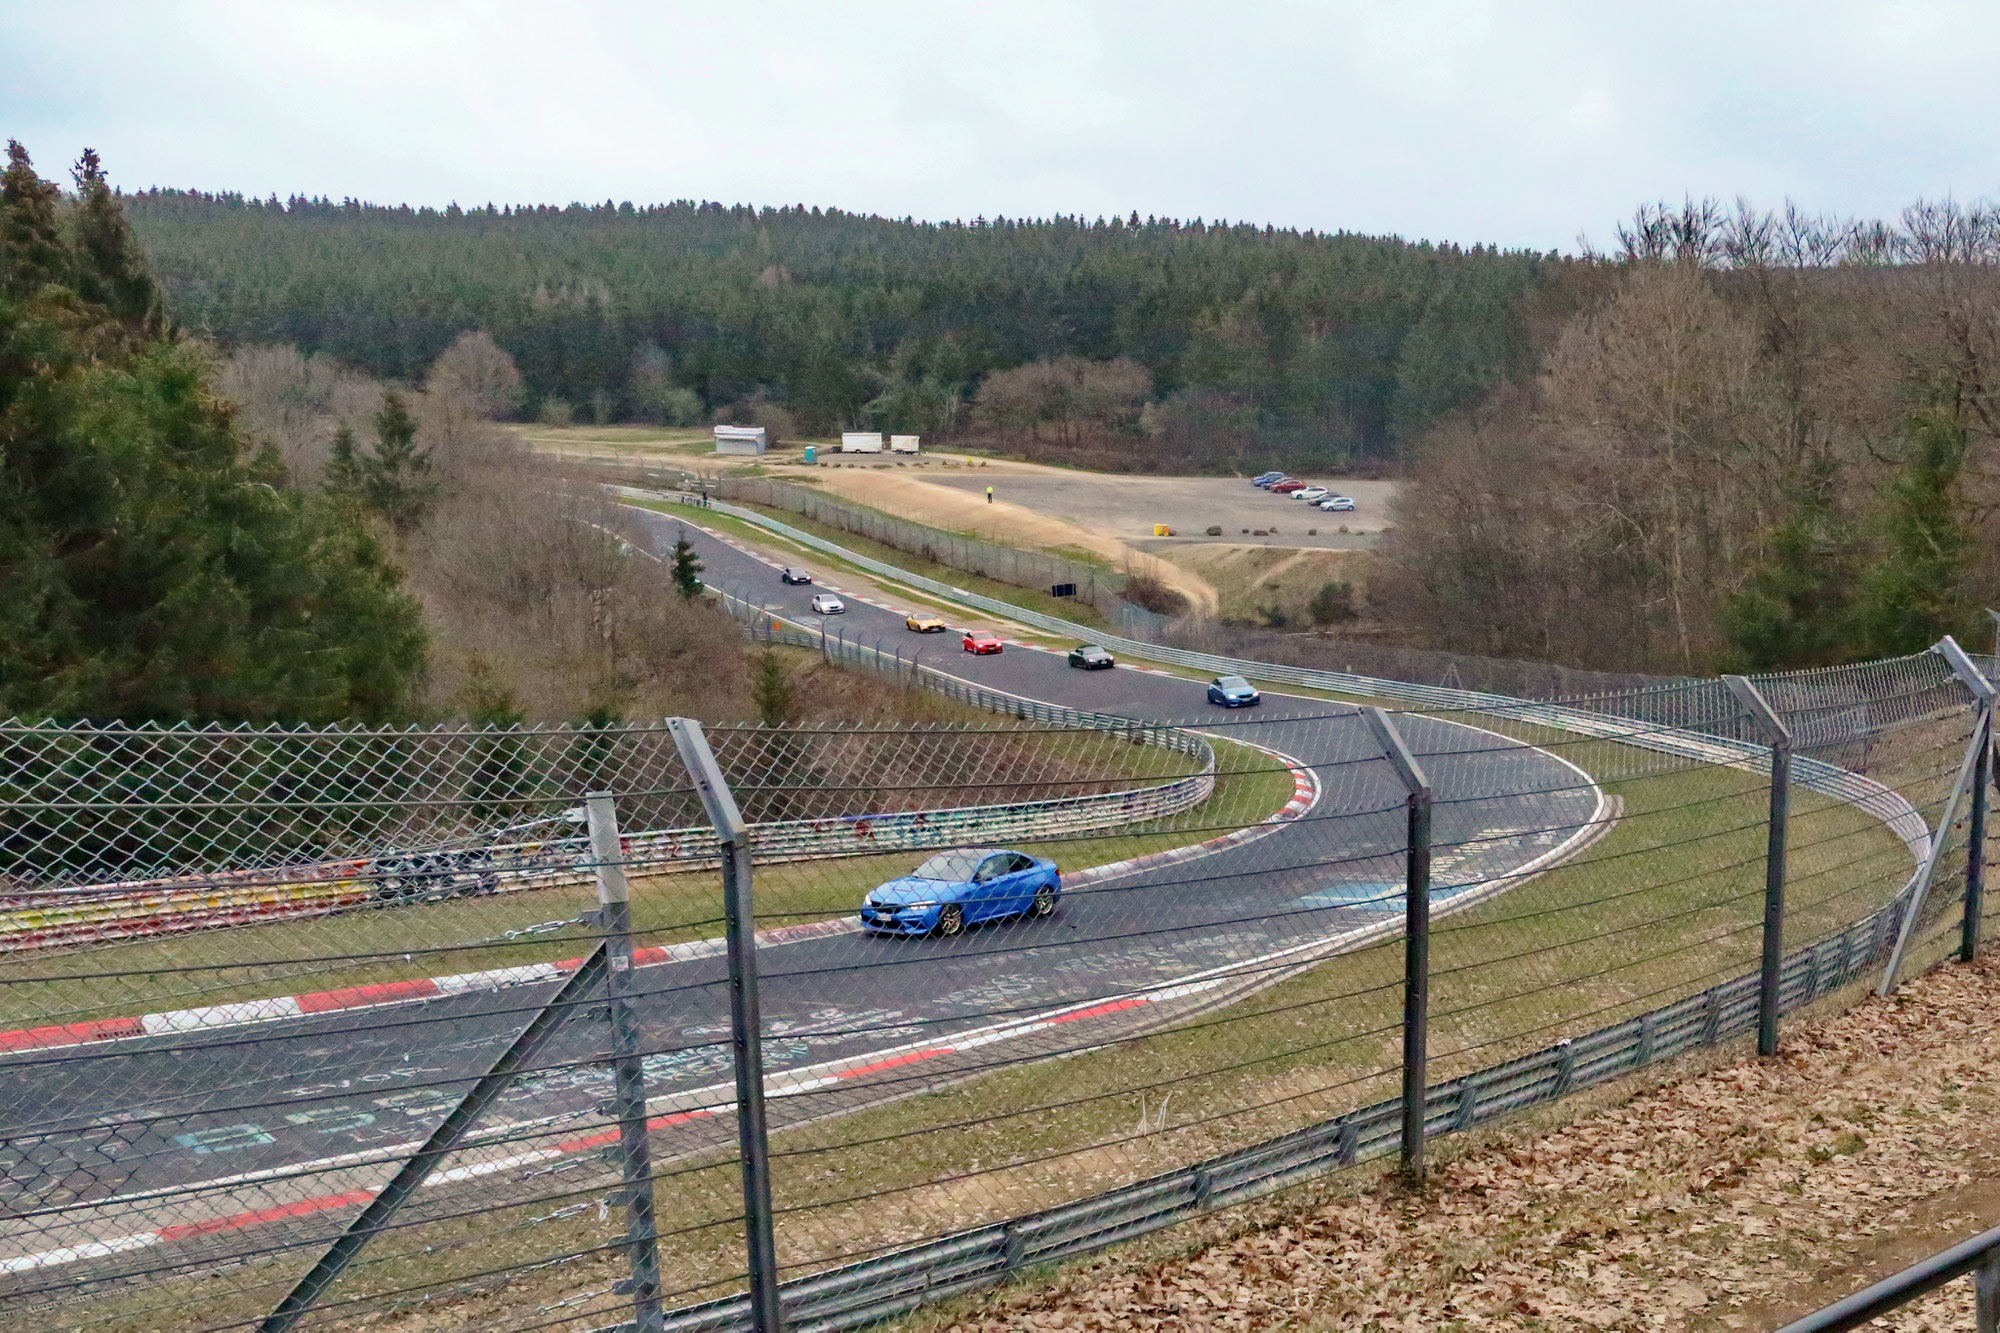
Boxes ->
[122,191,1561,470]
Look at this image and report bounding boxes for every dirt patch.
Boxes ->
[1164,544,1369,627]
[766,463,1220,616]
[887,955,2000,1331]
[833,459,1396,551]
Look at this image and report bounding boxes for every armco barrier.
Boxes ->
[596,492,1963,1333]
[643,834,1926,1333]
[0,713,1213,953]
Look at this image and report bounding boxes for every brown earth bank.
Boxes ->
[892,954,2000,1332]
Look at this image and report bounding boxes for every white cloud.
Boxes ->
[4,0,1999,248]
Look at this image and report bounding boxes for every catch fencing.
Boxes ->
[0,602,1994,1330]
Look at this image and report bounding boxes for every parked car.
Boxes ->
[1256,474,1291,489]
[1318,495,1356,512]
[860,848,1061,936]
[1251,471,1286,487]
[963,630,1003,655]
[809,593,845,614]
[1207,674,1262,707]
[1269,479,1308,494]
[1067,644,1115,670]
[780,567,813,585]
[1294,486,1329,502]
[905,613,948,633]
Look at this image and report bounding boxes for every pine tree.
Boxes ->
[0,143,427,725]
[671,530,704,599]
[1855,391,1978,657]
[752,648,795,726]
[69,148,161,329]
[363,391,435,533]
[1718,464,1863,670]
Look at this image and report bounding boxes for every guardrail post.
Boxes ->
[1981,1251,2000,1333]
[1361,706,1432,1183]
[586,792,665,1333]
[1723,675,1791,1056]
[668,719,782,1333]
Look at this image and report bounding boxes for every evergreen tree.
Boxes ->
[362,391,434,533]
[0,143,427,725]
[752,648,795,726]
[69,148,161,329]
[1855,391,1978,657]
[1718,464,1863,670]
[671,530,704,599]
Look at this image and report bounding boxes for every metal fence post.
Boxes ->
[1361,707,1432,1183]
[1980,1251,2000,1333]
[1883,638,1996,995]
[1724,675,1791,1056]
[1938,639,1999,962]
[668,719,782,1333]
[586,792,665,1333]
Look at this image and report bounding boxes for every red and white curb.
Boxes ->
[0,746,1316,1058]
[0,746,1322,1274]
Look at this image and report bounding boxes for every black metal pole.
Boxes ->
[1759,737,1792,1057]
[1964,710,1993,963]
[1402,786,1433,1182]
[587,793,664,1333]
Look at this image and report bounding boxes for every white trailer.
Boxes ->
[889,434,921,454]
[839,431,884,453]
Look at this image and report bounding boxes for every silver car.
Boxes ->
[809,593,846,614]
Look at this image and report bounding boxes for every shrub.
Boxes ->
[1206,524,1223,537]
[1309,580,1359,625]
[537,396,576,426]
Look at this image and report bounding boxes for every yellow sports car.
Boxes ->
[905,613,949,633]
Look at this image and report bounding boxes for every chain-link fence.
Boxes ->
[1,628,1994,1331]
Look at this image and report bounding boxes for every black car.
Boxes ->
[1067,644,1115,670]
[780,567,813,585]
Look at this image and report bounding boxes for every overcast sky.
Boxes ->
[7,1,1998,252]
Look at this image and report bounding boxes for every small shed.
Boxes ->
[713,425,767,456]
[889,434,921,454]
[840,432,884,453]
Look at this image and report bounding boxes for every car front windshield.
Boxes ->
[910,850,989,882]
[1217,676,1249,690]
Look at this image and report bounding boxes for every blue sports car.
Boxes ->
[860,848,1062,936]
[1207,674,1262,707]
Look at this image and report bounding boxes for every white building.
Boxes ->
[713,425,767,456]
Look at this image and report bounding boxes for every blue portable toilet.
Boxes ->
[804,445,817,464]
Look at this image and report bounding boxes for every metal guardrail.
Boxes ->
[1774,1220,2000,1331]
[587,493,1978,1333]
[645,872,1922,1333]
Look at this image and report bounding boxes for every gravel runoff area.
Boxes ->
[895,955,2000,1332]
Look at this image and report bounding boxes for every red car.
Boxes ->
[963,630,1003,655]
[1269,479,1308,494]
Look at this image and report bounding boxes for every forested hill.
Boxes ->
[124,191,1560,468]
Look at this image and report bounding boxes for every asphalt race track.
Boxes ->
[0,510,1603,1294]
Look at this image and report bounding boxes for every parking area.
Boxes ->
[912,466,1395,551]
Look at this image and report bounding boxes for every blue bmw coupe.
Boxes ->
[860,848,1062,936]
